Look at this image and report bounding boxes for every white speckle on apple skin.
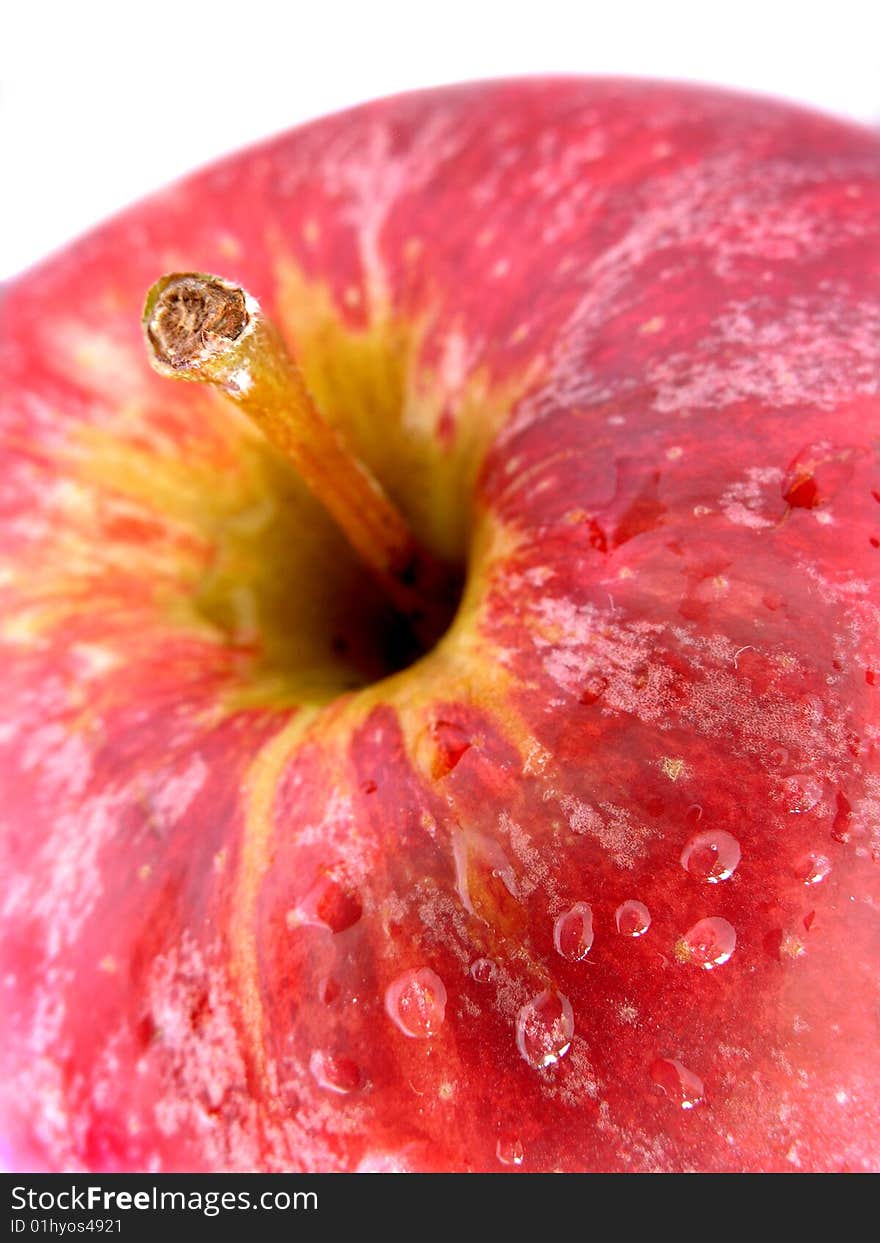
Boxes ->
[719,466,785,530]
[140,932,375,1171]
[649,296,880,415]
[315,115,469,315]
[436,328,471,398]
[3,792,115,961]
[148,934,258,1157]
[560,796,655,871]
[141,754,208,830]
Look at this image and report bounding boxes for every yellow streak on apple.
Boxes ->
[232,707,318,1093]
[7,259,570,1087]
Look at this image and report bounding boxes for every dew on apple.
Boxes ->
[385,968,447,1039]
[615,899,651,937]
[288,870,363,934]
[795,853,832,885]
[783,774,824,814]
[680,829,741,882]
[317,976,340,1005]
[553,902,594,960]
[675,917,737,969]
[452,825,524,933]
[309,1050,362,1095]
[496,1136,525,1166]
[515,990,574,1069]
[650,1057,705,1109]
[316,883,363,934]
[470,957,497,984]
[831,790,856,843]
[580,674,609,706]
[425,718,472,779]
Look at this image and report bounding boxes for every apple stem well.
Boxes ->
[143,272,460,657]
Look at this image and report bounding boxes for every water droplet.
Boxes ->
[783,774,823,814]
[385,968,447,1039]
[616,899,651,937]
[516,990,574,1068]
[553,902,594,961]
[680,829,741,882]
[676,917,736,969]
[419,719,472,780]
[452,826,525,936]
[315,883,362,933]
[580,674,609,705]
[782,442,857,511]
[650,1057,705,1109]
[309,1050,362,1095]
[496,1136,525,1166]
[470,957,497,984]
[795,853,832,885]
[783,472,819,509]
[831,789,854,842]
[289,867,362,934]
[317,976,340,1005]
[587,518,608,552]
[768,745,789,767]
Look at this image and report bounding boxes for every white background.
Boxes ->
[2,0,879,281]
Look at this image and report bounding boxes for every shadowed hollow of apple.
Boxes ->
[141,272,469,702]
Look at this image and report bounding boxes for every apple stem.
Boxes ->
[143,272,458,651]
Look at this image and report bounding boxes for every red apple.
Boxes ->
[1,77,879,1174]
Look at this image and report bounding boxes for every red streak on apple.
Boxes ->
[1,79,879,1172]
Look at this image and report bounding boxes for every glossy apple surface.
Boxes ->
[1,78,879,1173]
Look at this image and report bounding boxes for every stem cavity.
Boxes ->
[143,272,458,654]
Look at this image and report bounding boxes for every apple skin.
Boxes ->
[1,77,879,1173]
